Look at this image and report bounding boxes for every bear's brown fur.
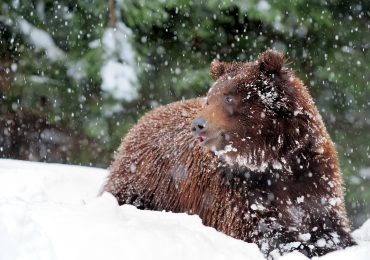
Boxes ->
[102,50,355,258]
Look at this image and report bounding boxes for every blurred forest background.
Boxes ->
[0,0,369,227]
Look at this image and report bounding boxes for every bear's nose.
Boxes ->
[191,117,208,135]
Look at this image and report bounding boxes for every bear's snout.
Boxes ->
[191,117,208,138]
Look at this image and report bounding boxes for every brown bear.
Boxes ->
[102,50,355,258]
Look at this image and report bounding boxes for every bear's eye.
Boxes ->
[224,96,234,105]
[223,96,236,115]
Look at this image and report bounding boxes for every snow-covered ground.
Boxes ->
[0,159,369,260]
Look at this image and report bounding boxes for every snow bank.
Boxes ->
[0,159,263,260]
[0,159,369,260]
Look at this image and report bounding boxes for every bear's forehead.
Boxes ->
[207,70,287,111]
[207,72,258,98]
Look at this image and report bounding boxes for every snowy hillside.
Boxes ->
[0,159,369,260]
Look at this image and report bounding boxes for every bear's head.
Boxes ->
[191,50,316,171]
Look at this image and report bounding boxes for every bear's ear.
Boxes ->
[210,60,226,80]
[210,60,240,80]
[258,50,285,74]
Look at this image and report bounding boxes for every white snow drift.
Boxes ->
[0,159,369,260]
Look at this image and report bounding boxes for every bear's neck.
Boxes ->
[216,139,334,193]
[217,162,288,191]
